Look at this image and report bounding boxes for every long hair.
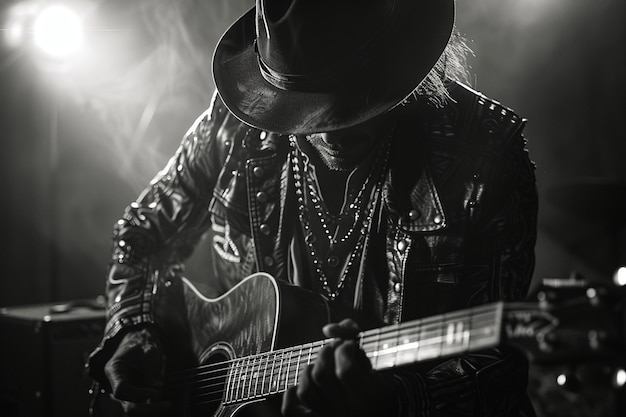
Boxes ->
[409,29,474,107]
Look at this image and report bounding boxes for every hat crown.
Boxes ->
[256,0,395,91]
[213,0,455,134]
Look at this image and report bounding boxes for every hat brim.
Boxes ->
[213,0,455,135]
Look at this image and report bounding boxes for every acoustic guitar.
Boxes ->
[104,272,625,417]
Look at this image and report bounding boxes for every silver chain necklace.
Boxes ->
[289,134,391,300]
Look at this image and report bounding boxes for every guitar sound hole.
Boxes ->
[174,352,229,417]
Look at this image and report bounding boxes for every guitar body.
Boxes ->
[156,273,331,417]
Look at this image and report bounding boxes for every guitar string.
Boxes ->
[163,306,503,401]
[165,316,500,401]
[166,309,499,388]
[165,321,499,399]
[165,306,500,388]
[189,321,501,395]
[184,328,502,408]
[359,303,499,342]
[166,304,500,382]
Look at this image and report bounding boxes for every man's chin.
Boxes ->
[316,152,356,172]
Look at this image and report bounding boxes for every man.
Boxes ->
[88,0,538,416]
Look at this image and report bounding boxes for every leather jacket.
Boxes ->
[88,82,538,416]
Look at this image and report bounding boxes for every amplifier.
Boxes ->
[0,299,106,417]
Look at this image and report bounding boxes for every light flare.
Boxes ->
[32,4,84,58]
[614,267,626,287]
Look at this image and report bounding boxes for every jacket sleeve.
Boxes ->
[393,125,538,416]
[86,92,231,389]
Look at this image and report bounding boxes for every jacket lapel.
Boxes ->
[384,124,447,233]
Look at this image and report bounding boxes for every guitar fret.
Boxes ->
[393,325,401,367]
[281,349,291,391]
[224,360,234,403]
[375,325,399,369]
[235,358,244,402]
[440,315,470,356]
[370,328,381,369]
[267,352,275,395]
[243,357,250,400]
[236,357,245,401]
[395,324,419,365]
[233,358,246,401]
[276,351,284,393]
[268,353,276,394]
[278,350,286,393]
[307,344,313,365]
[227,358,240,403]
[284,349,292,391]
[245,356,254,400]
[241,357,249,398]
[294,346,303,388]
[253,354,261,398]
[315,340,324,364]
[418,315,443,360]
[246,356,254,399]
[269,352,278,394]
[235,357,244,401]
[261,352,270,397]
[250,356,261,398]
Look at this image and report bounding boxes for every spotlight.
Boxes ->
[32,4,84,59]
[613,266,626,287]
[555,371,580,392]
[615,369,626,388]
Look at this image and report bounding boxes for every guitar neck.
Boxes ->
[223,302,503,405]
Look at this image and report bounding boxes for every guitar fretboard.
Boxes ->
[223,302,503,404]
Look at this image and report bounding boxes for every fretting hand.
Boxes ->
[281,319,399,417]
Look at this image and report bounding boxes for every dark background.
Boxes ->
[0,1,625,416]
[1,0,625,306]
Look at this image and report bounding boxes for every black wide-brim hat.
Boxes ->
[213,0,455,135]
